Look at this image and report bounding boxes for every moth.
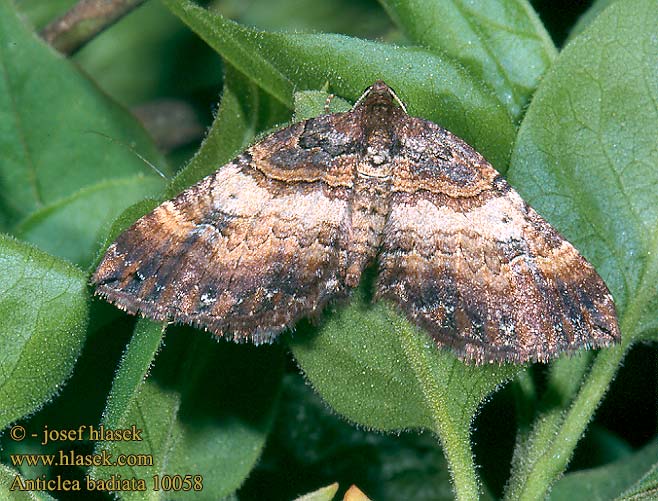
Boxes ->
[92,81,620,364]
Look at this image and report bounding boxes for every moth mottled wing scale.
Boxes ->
[93,80,621,363]
[93,114,362,343]
[376,116,619,363]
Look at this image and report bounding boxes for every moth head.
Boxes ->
[353,80,408,114]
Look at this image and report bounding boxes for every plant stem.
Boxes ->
[41,0,147,54]
[101,318,166,426]
[395,318,480,500]
[516,344,625,500]
[439,425,481,501]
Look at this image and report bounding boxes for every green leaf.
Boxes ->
[617,461,658,500]
[379,0,557,121]
[567,0,620,42]
[0,463,56,501]
[221,0,392,38]
[0,234,89,429]
[290,286,520,500]
[504,0,658,498]
[14,175,163,269]
[508,0,657,340]
[162,0,516,170]
[244,374,458,501]
[0,0,166,258]
[92,326,284,500]
[166,65,288,198]
[549,439,658,500]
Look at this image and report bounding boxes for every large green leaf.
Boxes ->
[549,439,658,500]
[0,0,166,265]
[243,374,459,501]
[290,285,520,500]
[567,0,620,41]
[379,0,556,121]
[222,0,392,38]
[14,175,163,268]
[508,0,657,338]
[0,463,56,501]
[162,0,516,170]
[504,0,658,498]
[166,65,288,198]
[92,323,284,500]
[616,461,658,500]
[0,235,88,429]
[511,0,657,312]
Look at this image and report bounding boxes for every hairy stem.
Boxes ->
[395,317,480,500]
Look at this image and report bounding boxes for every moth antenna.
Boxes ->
[85,130,168,180]
[388,86,408,114]
[324,93,336,114]
[352,86,370,109]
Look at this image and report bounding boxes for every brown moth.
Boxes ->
[92,81,620,364]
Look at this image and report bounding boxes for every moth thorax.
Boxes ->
[357,128,393,179]
[357,145,392,179]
